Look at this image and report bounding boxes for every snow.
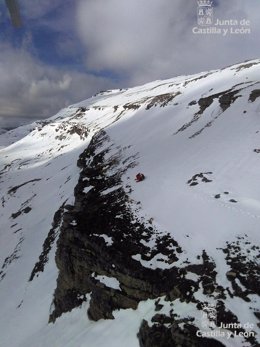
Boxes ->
[93,234,113,246]
[18,299,156,347]
[132,253,174,270]
[185,272,200,282]
[101,185,122,195]
[0,59,260,347]
[83,186,93,194]
[92,274,121,290]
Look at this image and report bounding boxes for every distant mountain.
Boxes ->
[0,60,260,347]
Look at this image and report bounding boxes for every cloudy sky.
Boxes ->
[0,0,259,129]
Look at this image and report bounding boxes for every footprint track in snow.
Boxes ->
[191,188,260,220]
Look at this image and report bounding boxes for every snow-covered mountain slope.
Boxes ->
[0,59,260,347]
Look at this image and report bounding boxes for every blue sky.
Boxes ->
[0,0,259,129]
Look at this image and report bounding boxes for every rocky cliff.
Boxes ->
[0,60,260,347]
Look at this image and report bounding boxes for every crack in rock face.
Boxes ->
[48,129,260,346]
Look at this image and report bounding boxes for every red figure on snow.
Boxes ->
[135,173,145,182]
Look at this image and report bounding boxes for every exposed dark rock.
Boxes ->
[183,72,213,87]
[88,287,138,321]
[23,206,31,213]
[29,202,67,281]
[254,311,260,320]
[78,107,87,112]
[8,178,41,195]
[195,88,241,115]
[151,314,173,324]
[0,236,24,281]
[187,172,213,186]
[48,129,259,346]
[229,199,237,203]
[249,90,260,102]
[154,299,164,312]
[218,90,241,112]
[174,87,245,137]
[199,250,220,296]
[123,102,141,110]
[221,238,260,298]
[146,92,181,110]
[232,61,259,72]
[226,271,237,279]
[196,96,215,115]
[11,206,32,219]
[50,130,184,322]
[190,182,198,186]
[138,320,174,347]
[138,319,226,347]
[54,122,88,141]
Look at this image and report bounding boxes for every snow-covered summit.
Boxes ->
[0,60,260,347]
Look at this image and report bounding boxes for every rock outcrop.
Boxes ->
[49,129,259,346]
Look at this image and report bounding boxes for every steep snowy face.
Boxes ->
[0,59,260,347]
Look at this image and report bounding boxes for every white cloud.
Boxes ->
[0,43,116,127]
[76,0,260,85]
[1,0,259,130]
